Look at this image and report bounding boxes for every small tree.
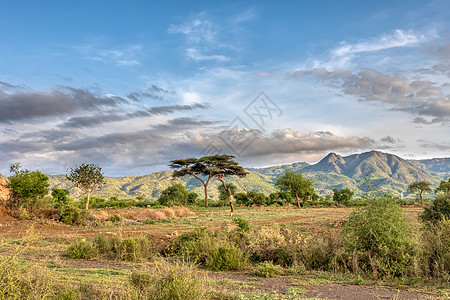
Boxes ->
[6,163,49,213]
[435,178,450,194]
[51,188,70,208]
[333,188,354,206]
[217,183,237,206]
[247,191,267,206]
[158,183,189,206]
[408,180,432,206]
[66,163,104,210]
[276,171,315,208]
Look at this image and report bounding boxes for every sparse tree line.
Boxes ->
[1,155,449,223]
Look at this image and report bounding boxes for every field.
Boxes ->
[0,205,448,299]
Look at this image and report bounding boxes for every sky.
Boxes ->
[0,0,449,176]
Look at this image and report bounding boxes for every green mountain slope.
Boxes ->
[47,151,447,200]
[408,158,450,181]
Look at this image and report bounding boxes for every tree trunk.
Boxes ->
[203,184,208,208]
[295,193,301,208]
[217,177,234,215]
[85,192,90,210]
[419,191,423,206]
[227,186,234,216]
[302,197,307,208]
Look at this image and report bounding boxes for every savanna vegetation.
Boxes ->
[0,156,449,299]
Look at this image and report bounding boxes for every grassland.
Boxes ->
[0,206,448,299]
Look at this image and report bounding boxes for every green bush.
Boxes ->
[286,264,306,276]
[234,217,250,232]
[92,234,152,261]
[5,164,50,216]
[421,192,450,223]
[66,238,96,259]
[60,204,82,224]
[421,218,450,278]
[205,242,247,271]
[113,236,151,261]
[254,261,282,278]
[167,227,247,271]
[158,183,189,206]
[343,198,416,278]
[129,260,208,300]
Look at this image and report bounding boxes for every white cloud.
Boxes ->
[332,29,428,57]
[186,48,229,62]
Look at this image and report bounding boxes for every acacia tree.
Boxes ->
[408,180,432,206]
[276,171,315,208]
[170,155,247,213]
[66,163,104,210]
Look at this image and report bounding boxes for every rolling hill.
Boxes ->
[45,150,449,200]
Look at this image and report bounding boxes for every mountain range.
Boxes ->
[43,151,449,200]
[2,151,449,200]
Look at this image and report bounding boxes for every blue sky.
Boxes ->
[0,0,449,176]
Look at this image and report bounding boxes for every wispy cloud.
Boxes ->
[84,45,143,67]
[186,48,229,62]
[168,17,216,43]
[332,29,428,57]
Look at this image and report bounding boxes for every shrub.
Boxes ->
[187,192,199,204]
[343,199,416,278]
[299,233,342,271]
[420,192,450,223]
[92,234,152,261]
[421,218,450,278]
[254,261,282,278]
[108,214,122,223]
[66,238,96,259]
[246,226,288,263]
[0,255,55,299]
[205,242,247,271]
[234,217,250,232]
[60,204,81,224]
[167,227,247,271]
[286,264,306,276]
[51,188,70,208]
[129,260,208,300]
[113,236,151,261]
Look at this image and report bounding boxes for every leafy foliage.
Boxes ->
[276,171,315,208]
[51,188,69,208]
[343,198,416,277]
[170,154,248,209]
[6,163,49,214]
[66,163,104,210]
[408,180,432,205]
[435,178,450,194]
[333,188,353,206]
[158,183,189,206]
[217,182,237,205]
[420,192,450,223]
